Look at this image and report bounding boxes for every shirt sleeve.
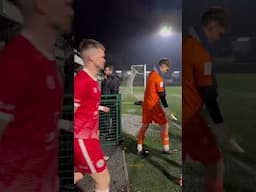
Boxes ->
[0,55,34,122]
[193,46,213,87]
[155,75,165,93]
[74,76,87,108]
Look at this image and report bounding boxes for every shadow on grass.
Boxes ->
[122,133,181,185]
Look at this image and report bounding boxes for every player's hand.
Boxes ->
[102,106,110,113]
[209,123,245,153]
[163,108,178,121]
[163,107,170,117]
[58,119,73,132]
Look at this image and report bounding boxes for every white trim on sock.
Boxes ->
[137,144,143,152]
[163,145,170,151]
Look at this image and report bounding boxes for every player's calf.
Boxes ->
[91,168,110,192]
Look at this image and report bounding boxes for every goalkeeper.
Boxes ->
[183,7,244,192]
[137,58,177,156]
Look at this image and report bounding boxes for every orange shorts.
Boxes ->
[182,112,222,165]
[142,105,167,125]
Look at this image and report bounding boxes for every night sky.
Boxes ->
[74,0,256,71]
[74,0,182,71]
[183,0,256,37]
[183,0,256,67]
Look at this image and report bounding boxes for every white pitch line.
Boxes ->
[226,154,256,177]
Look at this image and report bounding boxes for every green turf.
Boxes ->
[218,74,256,191]
[122,86,182,192]
[184,74,256,192]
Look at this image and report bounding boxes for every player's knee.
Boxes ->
[74,172,84,184]
[160,123,168,132]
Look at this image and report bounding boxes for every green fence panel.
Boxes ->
[99,94,122,146]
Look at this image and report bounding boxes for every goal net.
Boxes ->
[120,64,146,98]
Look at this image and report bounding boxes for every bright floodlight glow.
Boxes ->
[159,26,172,37]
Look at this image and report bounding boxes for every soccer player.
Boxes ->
[0,0,73,191]
[74,39,110,192]
[182,7,238,192]
[137,58,175,155]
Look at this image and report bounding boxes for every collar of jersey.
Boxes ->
[83,68,98,81]
[153,65,164,78]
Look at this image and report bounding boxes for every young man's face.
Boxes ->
[160,64,170,74]
[91,48,106,70]
[104,67,113,76]
[206,21,225,42]
[41,0,74,33]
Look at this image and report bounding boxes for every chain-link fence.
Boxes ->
[59,94,73,191]
[99,94,122,146]
[59,130,74,192]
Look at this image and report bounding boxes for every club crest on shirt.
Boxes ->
[93,87,98,93]
[96,159,105,168]
[46,75,55,90]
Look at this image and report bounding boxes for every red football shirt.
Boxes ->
[74,70,101,139]
[0,35,63,191]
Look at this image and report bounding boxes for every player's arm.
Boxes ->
[0,56,33,140]
[198,85,223,124]
[156,77,168,108]
[192,48,223,124]
[0,107,14,139]
[193,56,231,145]
[99,105,110,113]
[0,119,11,140]
[158,91,168,108]
[74,76,85,113]
[58,119,73,132]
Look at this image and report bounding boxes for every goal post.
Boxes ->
[120,64,147,98]
[130,64,147,96]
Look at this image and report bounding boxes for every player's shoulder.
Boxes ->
[150,71,162,80]
[147,71,162,85]
[0,35,36,66]
[75,70,87,79]
[75,70,94,86]
[183,36,201,49]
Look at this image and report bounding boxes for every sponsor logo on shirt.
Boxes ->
[160,81,164,88]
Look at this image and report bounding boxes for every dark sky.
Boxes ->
[183,0,256,37]
[74,0,182,71]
